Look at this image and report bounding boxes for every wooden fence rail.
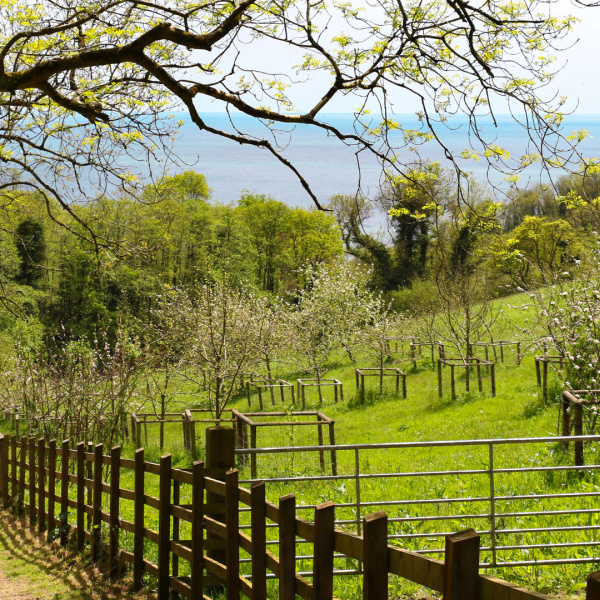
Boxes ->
[0,427,596,600]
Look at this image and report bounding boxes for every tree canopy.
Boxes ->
[0,0,584,225]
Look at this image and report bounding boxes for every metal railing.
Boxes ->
[235,434,600,570]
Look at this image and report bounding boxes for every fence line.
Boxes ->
[1,428,592,600]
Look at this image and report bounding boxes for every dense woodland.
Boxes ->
[0,162,596,352]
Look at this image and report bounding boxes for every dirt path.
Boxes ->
[0,512,154,600]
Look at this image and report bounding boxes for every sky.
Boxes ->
[550,1,600,114]
[194,0,600,116]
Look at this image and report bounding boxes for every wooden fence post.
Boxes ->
[250,481,266,600]
[443,529,480,600]
[109,446,121,577]
[47,440,56,541]
[158,453,172,600]
[60,440,70,546]
[206,426,235,570]
[10,435,17,501]
[38,438,46,533]
[314,501,335,600]
[133,448,145,592]
[18,436,26,512]
[191,460,204,600]
[76,441,85,551]
[279,493,296,600]
[92,443,103,561]
[363,510,388,600]
[587,571,600,600]
[225,469,240,600]
[28,437,36,523]
[87,441,93,529]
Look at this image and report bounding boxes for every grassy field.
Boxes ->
[1,293,596,598]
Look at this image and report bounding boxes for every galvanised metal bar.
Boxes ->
[234,433,600,454]
[234,435,600,570]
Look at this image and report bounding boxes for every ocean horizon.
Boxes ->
[163,113,600,208]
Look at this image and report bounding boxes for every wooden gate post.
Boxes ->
[443,529,480,600]
[587,571,600,600]
[205,427,235,576]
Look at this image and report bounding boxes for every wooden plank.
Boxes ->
[279,493,296,600]
[295,517,315,543]
[171,504,193,522]
[47,440,56,540]
[170,575,192,597]
[134,448,145,591]
[92,443,103,562]
[144,527,160,544]
[251,482,267,600]
[144,494,160,509]
[388,547,444,593]
[444,529,480,600]
[173,478,180,600]
[38,439,46,533]
[10,436,17,500]
[19,436,26,512]
[109,446,121,578]
[158,454,172,600]
[119,458,136,470]
[479,574,550,600]
[204,477,226,496]
[119,488,135,501]
[145,462,161,476]
[204,516,227,538]
[60,440,70,546]
[333,530,363,562]
[28,437,36,524]
[144,559,160,578]
[225,469,240,600]
[86,442,94,530]
[76,442,85,551]
[191,460,204,600]
[172,468,194,485]
[363,511,388,600]
[313,501,334,600]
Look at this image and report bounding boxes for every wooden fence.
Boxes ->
[0,427,598,600]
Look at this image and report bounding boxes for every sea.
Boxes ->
[165,113,600,208]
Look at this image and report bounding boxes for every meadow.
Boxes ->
[3,292,596,598]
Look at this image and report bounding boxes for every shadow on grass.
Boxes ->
[426,391,488,412]
[0,510,154,600]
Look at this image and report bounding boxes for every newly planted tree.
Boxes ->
[160,282,271,417]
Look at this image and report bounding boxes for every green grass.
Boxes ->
[1,292,594,598]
